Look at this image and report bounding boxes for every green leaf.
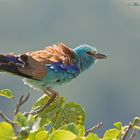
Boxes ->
[73,137,86,140]
[63,102,85,126]
[32,94,51,110]
[74,133,100,140]
[86,133,99,140]
[48,130,76,140]
[32,95,85,129]
[0,89,13,99]
[32,117,42,131]
[27,127,46,140]
[27,114,35,124]
[132,117,140,126]
[0,122,15,140]
[60,123,85,136]
[14,112,29,127]
[35,130,48,140]
[113,122,122,130]
[103,128,120,140]
[32,95,65,127]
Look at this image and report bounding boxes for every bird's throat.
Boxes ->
[79,57,95,72]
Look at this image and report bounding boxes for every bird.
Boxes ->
[0,42,107,96]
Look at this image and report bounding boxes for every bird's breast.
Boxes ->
[23,62,80,91]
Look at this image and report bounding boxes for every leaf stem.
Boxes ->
[133,125,140,131]
[129,129,137,140]
[122,122,133,140]
[85,122,103,136]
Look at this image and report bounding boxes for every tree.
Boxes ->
[0,89,140,140]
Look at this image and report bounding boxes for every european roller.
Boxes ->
[0,43,107,96]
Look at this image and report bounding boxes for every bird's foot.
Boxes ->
[44,90,51,97]
[48,88,59,97]
[44,88,59,98]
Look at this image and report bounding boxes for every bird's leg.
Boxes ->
[24,92,56,117]
[23,91,59,117]
[24,89,59,117]
[47,88,59,97]
[43,90,52,97]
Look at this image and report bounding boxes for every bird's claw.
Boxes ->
[44,88,59,98]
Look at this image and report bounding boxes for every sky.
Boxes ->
[0,0,140,136]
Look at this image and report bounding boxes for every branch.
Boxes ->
[122,122,133,140]
[129,129,137,140]
[85,122,103,137]
[14,93,30,116]
[0,110,15,126]
[23,93,57,117]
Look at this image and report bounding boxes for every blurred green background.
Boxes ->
[0,0,140,136]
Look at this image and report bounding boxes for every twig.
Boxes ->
[0,110,15,126]
[122,122,133,140]
[14,93,30,116]
[129,129,137,140]
[0,110,18,135]
[85,122,103,137]
[23,93,57,117]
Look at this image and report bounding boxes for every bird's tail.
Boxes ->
[0,54,33,79]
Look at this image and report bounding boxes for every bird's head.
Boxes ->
[74,44,107,71]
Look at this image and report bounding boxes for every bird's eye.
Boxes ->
[86,51,92,55]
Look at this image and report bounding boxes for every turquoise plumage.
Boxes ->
[0,43,107,95]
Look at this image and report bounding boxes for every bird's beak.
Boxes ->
[94,53,107,59]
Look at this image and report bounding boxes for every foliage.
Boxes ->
[0,89,13,99]
[0,90,140,140]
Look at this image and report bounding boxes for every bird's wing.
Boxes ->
[0,53,47,80]
[0,43,79,80]
[18,43,78,79]
[26,42,76,65]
